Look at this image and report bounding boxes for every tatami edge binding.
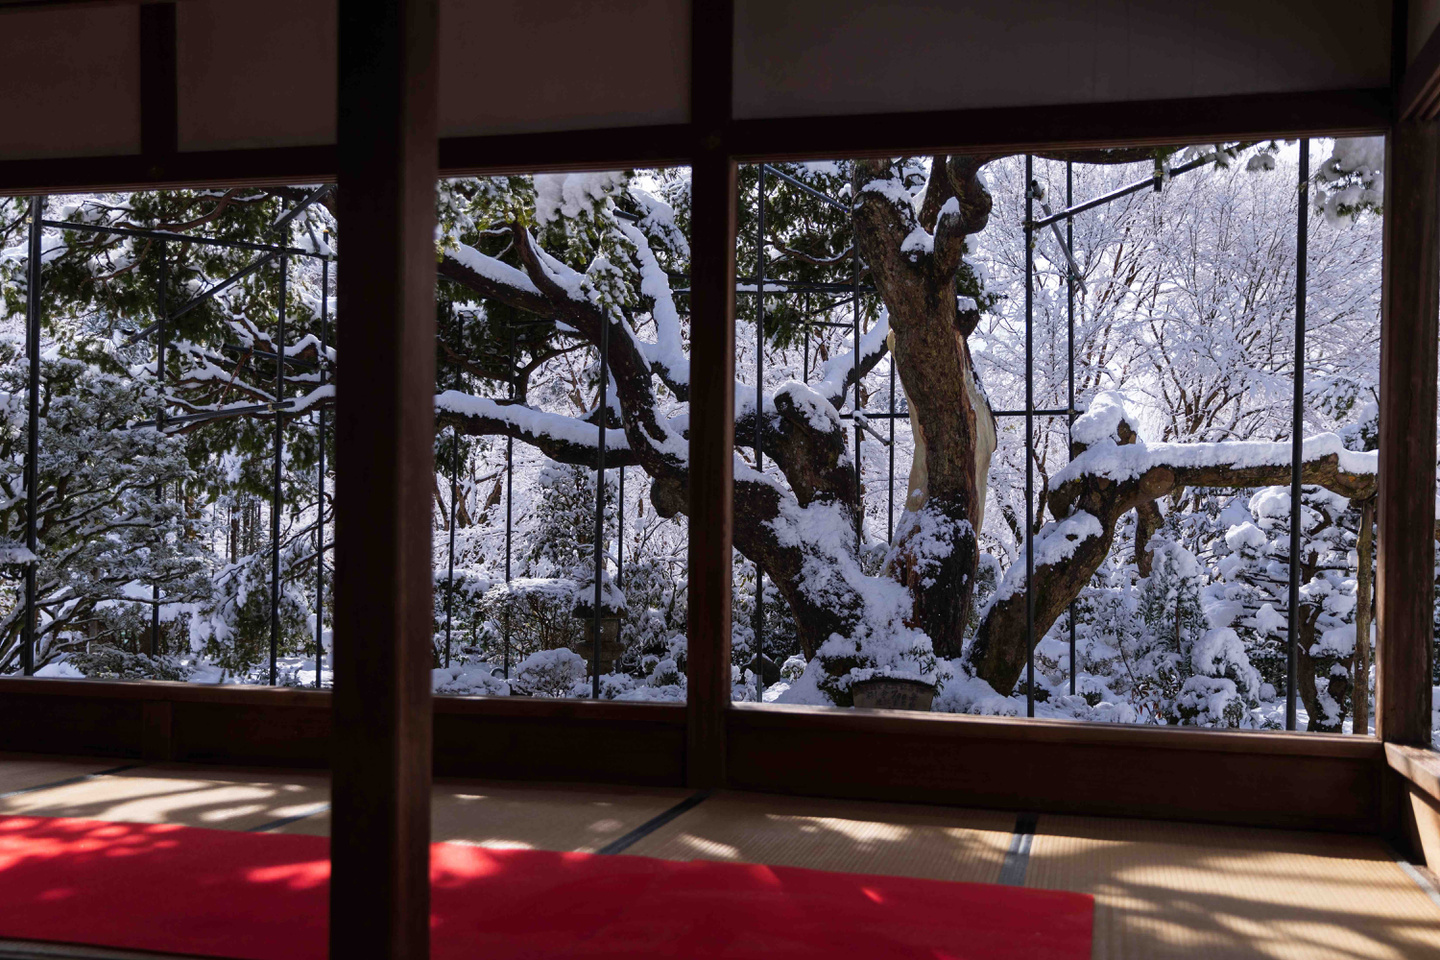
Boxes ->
[0,765,143,802]
[247,802,331,834]
[597,790,711,855]
[997,812,1038,886]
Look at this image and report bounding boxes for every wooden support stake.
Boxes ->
[330,1,438,957]
[685,0,737,788]
[1377,120,1440,747]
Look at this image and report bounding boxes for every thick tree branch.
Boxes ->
[971,395,1377,694]
[434,393,640,469]
[439,246,555,318]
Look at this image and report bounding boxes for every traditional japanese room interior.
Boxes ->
[2,1,1440,958]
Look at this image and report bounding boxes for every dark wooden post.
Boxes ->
[1376,119,1440,746]
[331,1,438,957]
[686,1,737,788]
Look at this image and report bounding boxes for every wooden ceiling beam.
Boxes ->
[0,87,1393,196]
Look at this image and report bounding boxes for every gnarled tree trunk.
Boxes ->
[853,157,996,661]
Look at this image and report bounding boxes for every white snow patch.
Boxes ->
[533,172,626,227]
[1070,391,1141,447]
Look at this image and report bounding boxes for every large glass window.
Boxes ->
[0,187,335,685]
[0,170,694,702]
[730,141,1383,731]
[430,171,691,702]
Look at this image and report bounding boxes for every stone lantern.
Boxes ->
[571,577,627,675]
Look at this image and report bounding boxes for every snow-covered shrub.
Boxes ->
[602,657,685,702]
[1191,628,1261,702]
[476,578,580,665]
[610,552,687,670]
[64,644,192,682]
[1032,635,1072,688]
[511,647,587,698]
[1210,484,1362,731]
[1171,676,1247,728]
[433,662,509,697]
[528,462,615,580]
[648,656,681,687]
[1139,544,1208,654]
[431,568,492,664]
[932,662,1018,716]
[186,543,315,679]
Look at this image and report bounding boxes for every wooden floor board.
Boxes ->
[1027,815,1440,960]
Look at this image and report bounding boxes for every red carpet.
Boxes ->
[0,815,1091,959]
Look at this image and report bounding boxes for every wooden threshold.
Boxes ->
[727,703,1384,833]
[0,679,1388,834]
[1390,744,1440,804]
[0,678,687,784]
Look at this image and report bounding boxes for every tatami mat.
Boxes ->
[271,778,692,853]
[1027,815,1440,960]
[621,790,1015,883]
[0,755,135,797]
[2,757,1439,960]
[0,764,329,832]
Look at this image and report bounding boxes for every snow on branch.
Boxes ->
[986,512,1105,615]
[435,390,635,469]
[812,309,891,408]
[287,383,334,415]
[1068,391,1141,448]
[447,243,542,298]
[1054,390,1377,504]
[858,175,921,220]
[1054,430,1377,499]
[613,218,689,393]
[439,243,553,318]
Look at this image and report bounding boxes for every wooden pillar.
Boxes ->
[330,1,438,957]
[686,1,737,787]
[1377,119,1440,747]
